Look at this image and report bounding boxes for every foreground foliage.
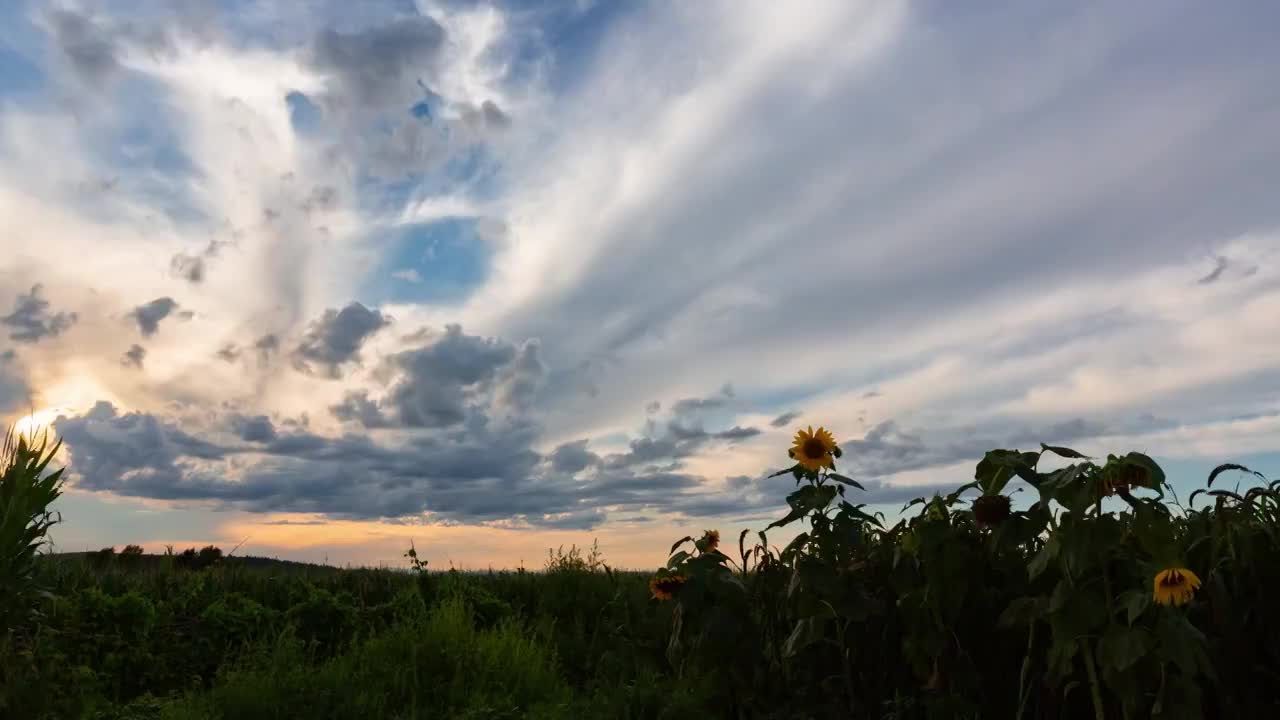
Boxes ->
[1,424,1278,718]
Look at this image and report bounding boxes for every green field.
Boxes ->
[4,431,1280,719]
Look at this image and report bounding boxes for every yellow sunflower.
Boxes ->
[649,573,686,601]
[790,426,837,471]
[1153,567,1201,607]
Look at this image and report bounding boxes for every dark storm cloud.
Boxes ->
[53,395,992,529]
[2,285,78,343]
[129,297,181,337]
[335,324,521,429]
[53,395,765,528]
[292,302,389,377]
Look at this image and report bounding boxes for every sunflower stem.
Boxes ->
[1015,621,1036,720]
[1082,640,1106,720]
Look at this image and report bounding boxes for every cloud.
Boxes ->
[2,285,78,344]
[307,16,447,110]
[0,356,29,413]
[376,324,518,428]
[254,334,280,361]
[45,8,121,85]
[330,390,391,428]
[549,439,599,474]
[129,298,181,337]
[170,240,231,284]
[121,344,146,369]
[670,383,735,417]
[215,344,240,362]
[839,417,1110,480]
[230,414,277,443]
[770,411,800,428]
[1198,256,1229,284]
[391,269,422,283]
[715,426,762,442]
[459,99,512,136]
[292,303,390,377]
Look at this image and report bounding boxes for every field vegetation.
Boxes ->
[2,426,1278,718]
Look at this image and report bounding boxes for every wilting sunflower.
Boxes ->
[1153,567,1201,607]
[790,426,837,471]
[649,573,686,601]
[699,529,720,553]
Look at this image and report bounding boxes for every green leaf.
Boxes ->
[1119,452,1166,488]
[1098,626,1153,673]
[666,550,691,570]
[767,485,838,530]
[1117,589,1149,625]
[1028,536,1059,580]
[828,473,865,490]
[1206,462,1264,487]
[999,596,1046,627]
[669,536,693,555]
[782,616,829,658]
[976,449,1042,494]
[1041,443,1090,459]
[768,465,798,479]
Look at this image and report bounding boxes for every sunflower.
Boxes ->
[972,494,1011,527]
[698,529,720,553]
[790,426,837,471]
[1153,567,1201,607]
[649,573,686,601]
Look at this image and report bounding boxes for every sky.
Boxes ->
[2,0,1280,570]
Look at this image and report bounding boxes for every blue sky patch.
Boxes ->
[363,218,493,306]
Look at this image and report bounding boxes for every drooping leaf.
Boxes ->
[669,536,694,555]
[1040,443,1090,459]
[828,473,865,491]
[1206,462,1264,487]
[782,615,831,658]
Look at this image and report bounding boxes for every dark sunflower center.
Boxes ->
[802,437,828,459]
[1160,571,1184,588]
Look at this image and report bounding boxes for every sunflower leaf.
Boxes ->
[669,536,694,555]
[828,474,865,491]
[1206,462,1264,487]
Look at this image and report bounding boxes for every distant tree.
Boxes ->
[175,547,199,570]
[92,546,116,568]
[119,544,144,565]
[197,545,223,569]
